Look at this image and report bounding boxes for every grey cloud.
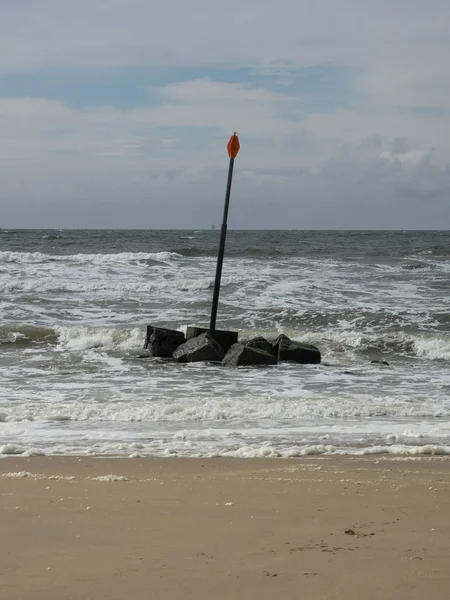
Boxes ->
[2,136,449,229]
[1,1,450,229]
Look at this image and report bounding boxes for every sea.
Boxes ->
[1,229,449,458]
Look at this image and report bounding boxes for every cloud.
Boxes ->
[0,90,449,229]
[0,1,449,228]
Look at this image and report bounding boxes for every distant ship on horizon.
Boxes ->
[211,224,216,230]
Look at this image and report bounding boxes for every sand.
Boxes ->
[1,456,449,600]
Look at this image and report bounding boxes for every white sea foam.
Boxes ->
[413,336,450,361]
[359,444,450,456]
[55,325,143,351]
[2,471,36,478]
[3,442,450,459]
[0,444,26,455]
[290,329,450,361]
[9,394,447,422]
[1,472,72,480]
[0,250,183,265]
[0,251,49,263]
[89,475,129,482]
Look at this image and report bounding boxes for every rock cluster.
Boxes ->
[144,326,321,366]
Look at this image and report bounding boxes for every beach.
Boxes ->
[1,456,449,599]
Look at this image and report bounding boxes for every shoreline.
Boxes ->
[2,456,450,599]
[2,440,450,460]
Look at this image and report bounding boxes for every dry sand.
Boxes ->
[1,456,449,600]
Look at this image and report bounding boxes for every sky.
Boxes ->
[1,0,449,229]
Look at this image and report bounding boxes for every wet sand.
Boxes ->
[1,456,449,600]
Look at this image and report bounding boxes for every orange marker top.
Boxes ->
[227,132,240,159]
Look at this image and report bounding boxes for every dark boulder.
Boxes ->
[275,335,321,364]
[144,326,186,358]
[173,332,225,363]
[272,334,291,354]
[222,343,277,367]
[245,336,277,357]
[186,326,238,353]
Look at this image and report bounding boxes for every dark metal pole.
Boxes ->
[209,157,235,331]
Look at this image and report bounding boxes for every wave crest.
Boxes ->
[0,250,184,265]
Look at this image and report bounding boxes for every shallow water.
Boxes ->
[1,229,449,457]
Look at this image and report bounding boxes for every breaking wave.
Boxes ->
[1,324,449,361]
[292,330,450,361]
[54,325,144,351]
[2,442,450,458]
[0,250,184,265]
[0,325,143,349]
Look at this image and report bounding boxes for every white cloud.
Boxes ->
[0,87,449,229]
[1,1,449,93]
[1,1,450,227]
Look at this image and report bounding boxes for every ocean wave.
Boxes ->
[1,273,242,294]
[359,444,450,456]
[0,444,44,457]
[222,444,450,458]
[0,324,145,349]
[0,250,184,265]
[55,325,144,351]
[2,441,450,458]
[401,261,437,271]
[413,337,450,361]
[292,330,450,361]
[0,251,49,264]
[6,391,449,423]
[2,322,449,361]
[0,326,58,345]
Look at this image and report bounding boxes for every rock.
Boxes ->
[144,326,186,358]
[186,326,238,353]
[173,333,225,363]
[222,343,277,367]
[245,337,277,357]
[275,335,321,364]
[371,360,389,366]
[272,334,291,353]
